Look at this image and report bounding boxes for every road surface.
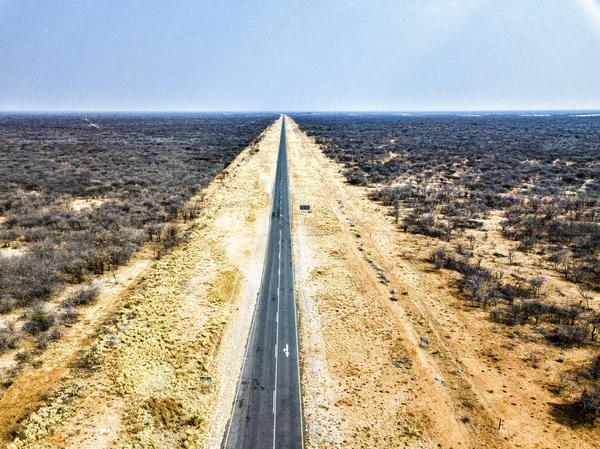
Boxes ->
[223,116,304,449]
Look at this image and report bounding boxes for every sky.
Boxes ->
[0,0,599,112]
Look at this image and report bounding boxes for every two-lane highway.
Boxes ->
[223,116,304,449]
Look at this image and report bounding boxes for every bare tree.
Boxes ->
[467,234,477,250]
[588,312,600,342]
[508,248,515,266]
[529,276,546,297]
[577,284,594,310]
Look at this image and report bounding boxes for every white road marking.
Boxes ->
[284,344,289,358]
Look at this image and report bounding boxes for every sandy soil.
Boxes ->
[285,117,599,449]
[0,246,25,258]
[1,118,281,449]
[70,198,106,212]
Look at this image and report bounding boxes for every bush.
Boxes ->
[521,300,551,324]
[156,223,182,259]
[546,325,589,347]
[575,385,600,423]
[37,327,63,350]
[430,247,449,270]
[0,323,20,353]
[15,350,33,363]
[59,306,79,324]
[490,304,524,325]
[0,253,64,309]
[456,264,499,308]
[63,285,99,307]
[346,167,368,186]
[428,247,469,272]
[71,346,104,371]
[23,308,56,335]
[591,353,600,380]
[0,296,17,314]
[490,308,508,323]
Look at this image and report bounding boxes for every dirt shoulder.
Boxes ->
[2,118,281,449]
[286,117,599,449]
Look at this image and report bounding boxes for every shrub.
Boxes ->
[490,308,508,323]
[521,300,551,324]
[0,323,20,353]
[71,346,104,371]
[0,296,17,314]
[37,327,63,350]
[457,266,499,308]
[15,350,33,363]
[546,325,589,347]
[591,353,600,380]
[64,258,87,283]
[430,247,449,270]
[59,306,79,324]
[63,285,99,307]
[23,308,56,335]
[156,223,182,259]
[0,253,63,308]
[575,385,600,423]
[428,247,469,272]
[346,167,368,186]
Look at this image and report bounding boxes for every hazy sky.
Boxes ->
[1,0,599,111]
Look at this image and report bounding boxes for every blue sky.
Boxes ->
[0,0,599,111]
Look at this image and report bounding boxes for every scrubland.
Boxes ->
[2,110,599,449]
[0,113,274,394]
[288,114,600,448]
[0,115,280,448]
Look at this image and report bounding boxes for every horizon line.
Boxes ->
[1,108,600,114]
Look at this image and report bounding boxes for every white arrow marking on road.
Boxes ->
[283,344,289,358]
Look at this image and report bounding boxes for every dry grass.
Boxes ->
[145,397,184,427]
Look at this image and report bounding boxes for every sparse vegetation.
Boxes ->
[145,397,184,427]
[292,113,600,428]
[156,223,183,259]
[0,112,275,314]
[70,346,104,372]
[0,322,20,353]
[292,113,600,290]
[0,113,275,373]
[592,353,600,380]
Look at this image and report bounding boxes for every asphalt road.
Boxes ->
[223,116,304,449]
